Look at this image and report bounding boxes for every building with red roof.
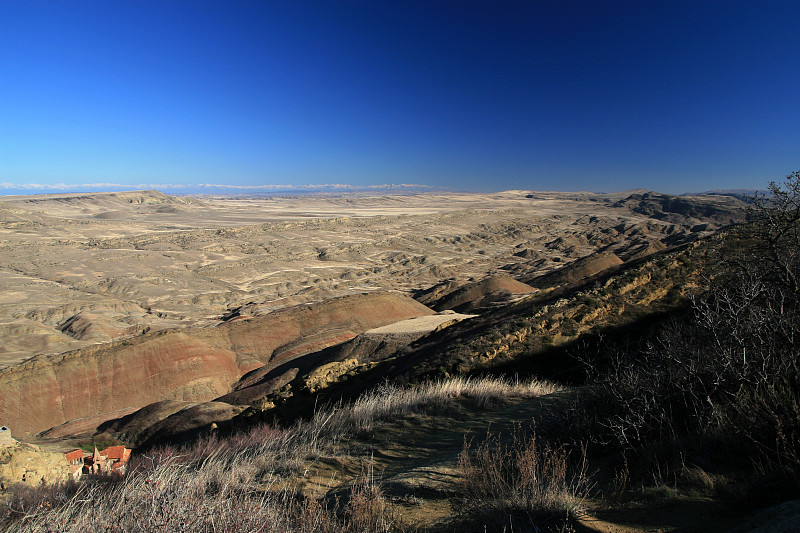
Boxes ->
[65,445,131,477]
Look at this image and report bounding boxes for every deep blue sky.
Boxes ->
[1,1,799,194]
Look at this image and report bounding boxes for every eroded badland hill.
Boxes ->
[0,189,742,439]
[8,187,787,532]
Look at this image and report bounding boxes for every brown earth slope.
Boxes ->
[0,292,432,437]
[101,311,474,446]
[0,190,747,444]
[523,250,624,288]
[234,240,711,430]
[418,274,537,312]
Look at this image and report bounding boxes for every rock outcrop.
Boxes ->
[0,427,71,488]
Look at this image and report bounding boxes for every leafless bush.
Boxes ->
[457,431,589,532]
[343,468,393,533]
[1,479,85,525]
[571,171,800,492]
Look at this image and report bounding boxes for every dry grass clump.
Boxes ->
[4,448,391,532]
[457,431,590,532]
[343,376,560,432]
[1,376,559,532]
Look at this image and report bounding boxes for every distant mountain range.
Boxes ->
[0,182,443,196]
[691,189,764,202]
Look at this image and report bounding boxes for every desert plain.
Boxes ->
[0,187,743,440]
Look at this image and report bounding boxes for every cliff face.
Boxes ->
[0,429,70,488]
[0,292,433,437]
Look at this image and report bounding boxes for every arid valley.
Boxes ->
[8,187,797,531]
[5,1,800,530]
[0,189,741,436]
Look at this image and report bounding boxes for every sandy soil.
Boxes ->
[361,312,475,335]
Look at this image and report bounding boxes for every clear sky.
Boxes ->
[1,1,799,194]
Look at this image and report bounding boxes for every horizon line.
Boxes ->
[0,182,439,191]
[0,181,764,198]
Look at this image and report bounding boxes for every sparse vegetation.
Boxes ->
[3,446,393,532]
[3,181,794,530]
[567,171,800,506]
[345,376,560,430]
[458,431,589,532]
[1,377,559,532]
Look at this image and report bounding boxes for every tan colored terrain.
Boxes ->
[0,428,71,488]
[9,187,799,532]
[0,189,741,366]
[0,189,744,441]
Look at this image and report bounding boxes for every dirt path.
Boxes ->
[300,390,578,529]
[297,389,776,532]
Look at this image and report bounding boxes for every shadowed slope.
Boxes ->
[419,275,537,312]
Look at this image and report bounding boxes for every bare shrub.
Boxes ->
[1,479,85,525]
[344,471,393,533]
[457,431,589,532]
[568,171,800,497]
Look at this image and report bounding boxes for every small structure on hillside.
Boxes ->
[63,445,131,478]
[64,449,85,480]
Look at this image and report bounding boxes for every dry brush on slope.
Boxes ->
[561,172,800,508]
[457,431,590,532]
[1,377,562,532]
